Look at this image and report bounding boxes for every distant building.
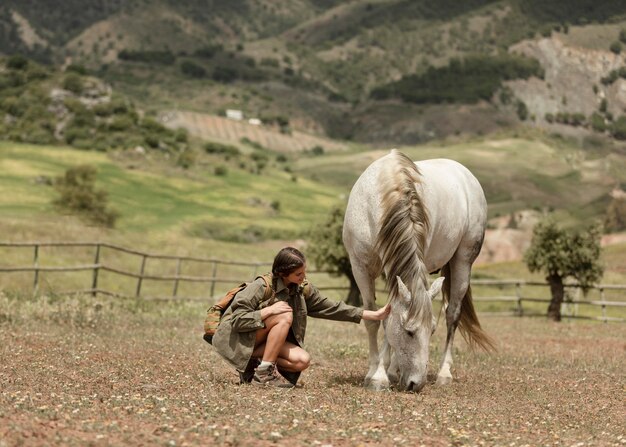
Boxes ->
[226,109,243,121]
[248,118,262,126]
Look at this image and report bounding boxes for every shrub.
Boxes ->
[6,55,29,70]
[108,115,134,131]
[180,60,207,78]
[610,41,622,54]
[62,73,83,94]
[310,145,325,156]
[516,100,528,121]
[214,165,228,176]
[212,66,238,83]
[177,149,196,169]
[371,54,544,104]
[605,197,626,232]
[53,165,119,228]
[204,141,240,156]
[194,45,222,58]
[118,49,175,65]
[589,112,606,132]
[610,116,626,140]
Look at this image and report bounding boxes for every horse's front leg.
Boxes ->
[354,267,390,390]
[437,263,470,386]
[363,319,389,390]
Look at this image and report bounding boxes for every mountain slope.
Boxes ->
[2,0,626,144]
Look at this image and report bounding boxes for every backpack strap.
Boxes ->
[257,273,275,303]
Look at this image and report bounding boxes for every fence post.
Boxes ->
[91,244,101,297]
[173,258,182,298]
[32,244,39,297]
[210,261,218,297]
[600,287,607,323]
[515,282,523,317]
[136,255,147,298]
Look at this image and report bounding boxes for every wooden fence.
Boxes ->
[0,241,624,322]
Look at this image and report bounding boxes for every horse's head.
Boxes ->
[386,275,444,392]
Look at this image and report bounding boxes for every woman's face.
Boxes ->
[283,264,306,286]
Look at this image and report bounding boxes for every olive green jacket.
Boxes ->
[212,274,363,372]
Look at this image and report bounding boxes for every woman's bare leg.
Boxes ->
[254,313,311,372]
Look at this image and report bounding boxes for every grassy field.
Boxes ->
[0,295,624,446]
[0,141,344,235]
[1,136,625,309]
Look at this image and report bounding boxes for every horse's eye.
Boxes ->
[406,330,415,338]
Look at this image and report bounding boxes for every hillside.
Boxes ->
[2,0,626,144]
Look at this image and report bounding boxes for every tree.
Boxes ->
[307,206,361,306]
[605,197,626,232]
[524,218,603,321]
[53,165,119,228]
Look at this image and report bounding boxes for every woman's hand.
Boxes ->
[362,303,391,321]
[261,301,292,320]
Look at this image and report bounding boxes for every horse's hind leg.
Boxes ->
[352,263,390,390]
[436,260,471,386]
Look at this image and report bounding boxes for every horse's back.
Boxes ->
[344,153,487,272]
[415,159,487,270]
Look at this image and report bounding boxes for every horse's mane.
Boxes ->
[375,149,431,328]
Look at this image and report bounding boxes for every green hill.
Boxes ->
[3,0,626,144]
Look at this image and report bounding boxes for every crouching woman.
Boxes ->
[212,247,390,387]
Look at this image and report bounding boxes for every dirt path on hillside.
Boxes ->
[162,111,349,153]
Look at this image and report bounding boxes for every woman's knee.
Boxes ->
[294,350,311,371]
[275,311,293,326]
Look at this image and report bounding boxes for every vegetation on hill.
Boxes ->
[370,54,543,104]
[0,56,188,153]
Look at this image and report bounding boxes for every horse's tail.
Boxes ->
[441,263,496,352]
[375,149,429,307]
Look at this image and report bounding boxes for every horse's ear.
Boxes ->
[396,276,411,303]
[428,277,445,301]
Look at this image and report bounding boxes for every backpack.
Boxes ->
[203,274,274,345]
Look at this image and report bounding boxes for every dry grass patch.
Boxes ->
[0,295,624,446]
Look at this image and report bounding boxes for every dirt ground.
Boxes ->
[0,297,624,447]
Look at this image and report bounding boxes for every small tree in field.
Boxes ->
[53,165,119,228]
[524,219,603,321]
[307,206,361,306]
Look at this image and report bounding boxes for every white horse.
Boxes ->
[343,149,494,392]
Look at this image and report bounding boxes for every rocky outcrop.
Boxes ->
[508,36,626,122]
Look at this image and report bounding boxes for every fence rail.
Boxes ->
[0,241,624,322]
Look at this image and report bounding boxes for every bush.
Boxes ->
[62,73,83,94]
[6,55,29,70]
[118,49,175,65]
[310,145,325,156]
[605,197,626,232]
[180,60,207,78]
[371,54,544,104]
[610,116,626,140]
[212,66,238,83]
[204,141,240,156]
[589,112,606,132]
[516,100,528,121]
[53,165,119,227]
[610,41,622,54]
[214,166,228,176]
[177,150,196,169]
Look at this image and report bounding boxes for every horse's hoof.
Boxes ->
[366,380,390,391]
[435,375,453,386]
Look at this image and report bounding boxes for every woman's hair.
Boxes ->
[272,247,306,277]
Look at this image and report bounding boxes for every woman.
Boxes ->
[212,247,390,387]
